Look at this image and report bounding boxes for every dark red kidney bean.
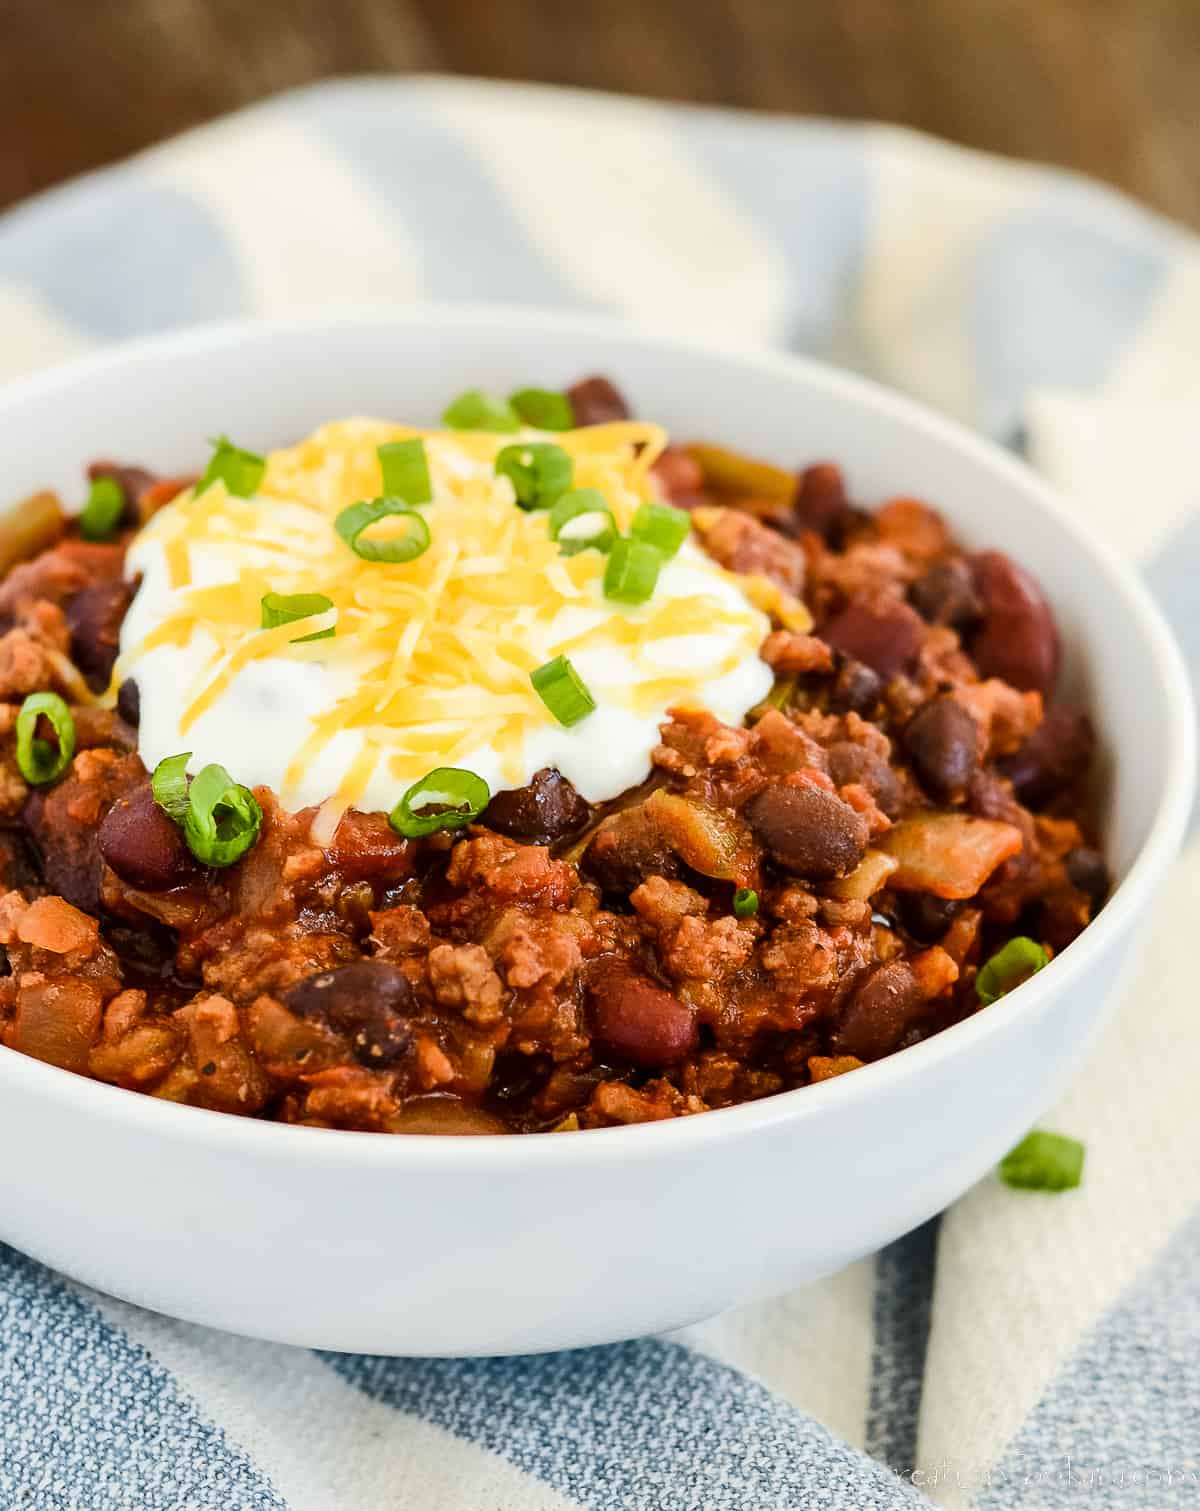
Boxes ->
[99,784,196,891]
[830,961,925,1059]
[968,550,1060,695]
[998,706,1095,808]
[566,375,630,427]
[745,782,868,880]
[793,462,850,540]
[483,768,590,845]
[829,657,883,716]
[1065,846,1110,906]
[284,960,416,1068]
[587,964,697,1068]
[903,697,980,803]
[909,558,983,627]
[820,596,924,681]
[66,578,136,690]
[650,447,704,502]
[116,678,140,727]
[581,811,681,894]
[897,891,962,943]
[826,741,902,818]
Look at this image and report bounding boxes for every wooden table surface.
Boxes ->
[1,0,1197,227]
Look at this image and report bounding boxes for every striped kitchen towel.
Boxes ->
[1,76,1198,1511]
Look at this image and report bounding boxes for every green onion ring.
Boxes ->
[261,592,336,643]
[389,766,490,839]
[335,498,431,563]
[15,691,75,786]
[79,476,125,541]
[998,1129,1085,1192]
[975,936,1049,1005]
[495,442,573,511]
[630,499,691,559]
[530,655,596,728]
[151,751,192,821]
[181,763,263,868]
[441,390,520,433]
[376,439,433,505]
[548,489,617,557]
[196,435,266,499]
[509,387,575,431]
[602,537,664,604]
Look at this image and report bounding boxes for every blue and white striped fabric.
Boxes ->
[1,76,1198,1510]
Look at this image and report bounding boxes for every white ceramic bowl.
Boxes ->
[0,309,1192,1356]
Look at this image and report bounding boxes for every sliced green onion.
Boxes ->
[196,435,265,498]
[182,763,263,868]
[603,538,664,604]
[631,499,690,559]
[494,443,573,511]
[15,692,75,786]
[441,390,520,433]
[509,387,575,431]
[261,591,335,643]
[733,888,759,918]
[548,489,617,557]
[998,1130,1085,1192]
[377,439,432,505]
[976,936,1049,1005]
[79,476,125,541]
[530,655,596,728]
[389,767,490,839]
[335,498,431,563]
[151,751,192,821]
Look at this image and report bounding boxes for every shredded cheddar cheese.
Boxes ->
[115,417,774,809]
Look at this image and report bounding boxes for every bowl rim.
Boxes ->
[0,302,1193,1169]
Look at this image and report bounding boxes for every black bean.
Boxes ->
[0,828,42,893]
[99,784,196,892]
[909,558,983,627]
[483,768,590,845]
[830,961,925,1059]
[23,790,102,913]
[66,579,135,690]
[897,892,962,943]
[581,808,680,894]
[1066,847,1110,906]
[829,657,883,716]
[284,960,416,1068]
[116,678,140,727]
[744,782,868,880]
[903,697,980,802]
[826,741,903,818]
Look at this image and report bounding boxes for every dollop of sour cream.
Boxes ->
[118,419,774,815]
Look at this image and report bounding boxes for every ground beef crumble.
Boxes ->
[0,378,1107,1133]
